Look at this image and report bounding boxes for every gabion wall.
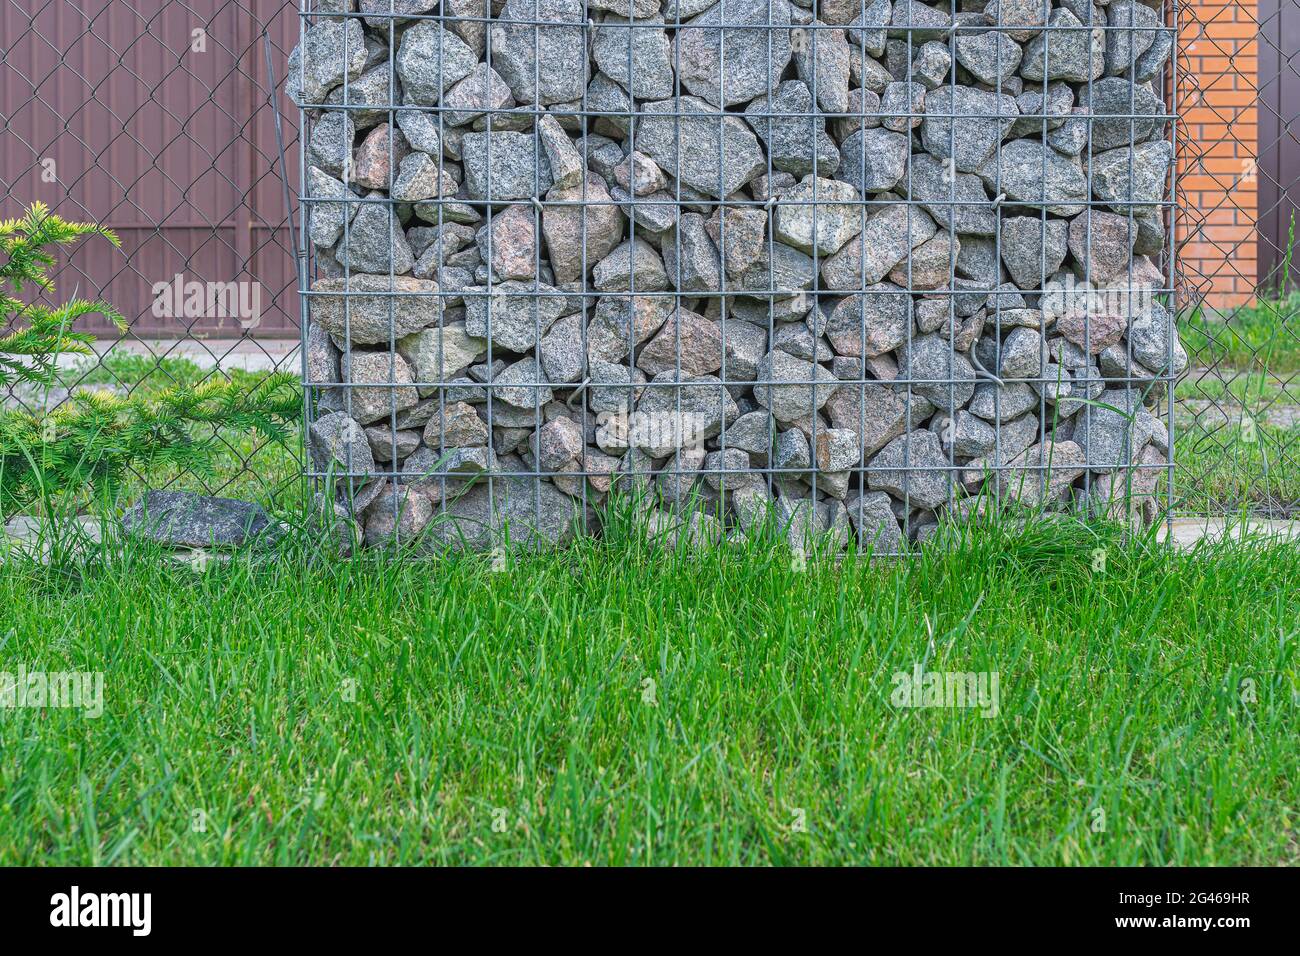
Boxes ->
[294,0,1180,554]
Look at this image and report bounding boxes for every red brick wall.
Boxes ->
[1177,0,1259,311]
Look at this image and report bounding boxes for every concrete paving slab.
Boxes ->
[1158,517,1300,549]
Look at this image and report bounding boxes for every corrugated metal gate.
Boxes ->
[0,0,300,339]
[1259,0,1300,291]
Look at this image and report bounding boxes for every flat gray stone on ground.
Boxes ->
[122,492,280,549]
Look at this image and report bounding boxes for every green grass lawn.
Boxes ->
[1,517,1296,865]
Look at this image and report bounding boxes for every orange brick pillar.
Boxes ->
[1177,0,1260,312]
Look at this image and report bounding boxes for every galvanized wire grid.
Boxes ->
[299,0,1179,553]
[0,0,302,503]
[1174,0,1299,518]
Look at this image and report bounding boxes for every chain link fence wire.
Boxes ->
[1175,0,1300,517]
[0,0,303,505]
[297,0,1184,553]
[10,1,1293,528]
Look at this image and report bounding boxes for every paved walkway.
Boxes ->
[1158,517,1300,548]
[89,338,300,373]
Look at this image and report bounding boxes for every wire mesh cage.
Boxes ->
[295,0,1180,554]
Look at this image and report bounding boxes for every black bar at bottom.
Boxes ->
[0,866,1285,942]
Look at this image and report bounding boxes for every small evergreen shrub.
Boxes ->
[0,203,299,517]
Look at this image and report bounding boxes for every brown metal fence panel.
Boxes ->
[1258,0,1300,290]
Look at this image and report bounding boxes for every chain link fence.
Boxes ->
[1175,0,1300,517]
[2,0,1297,524]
